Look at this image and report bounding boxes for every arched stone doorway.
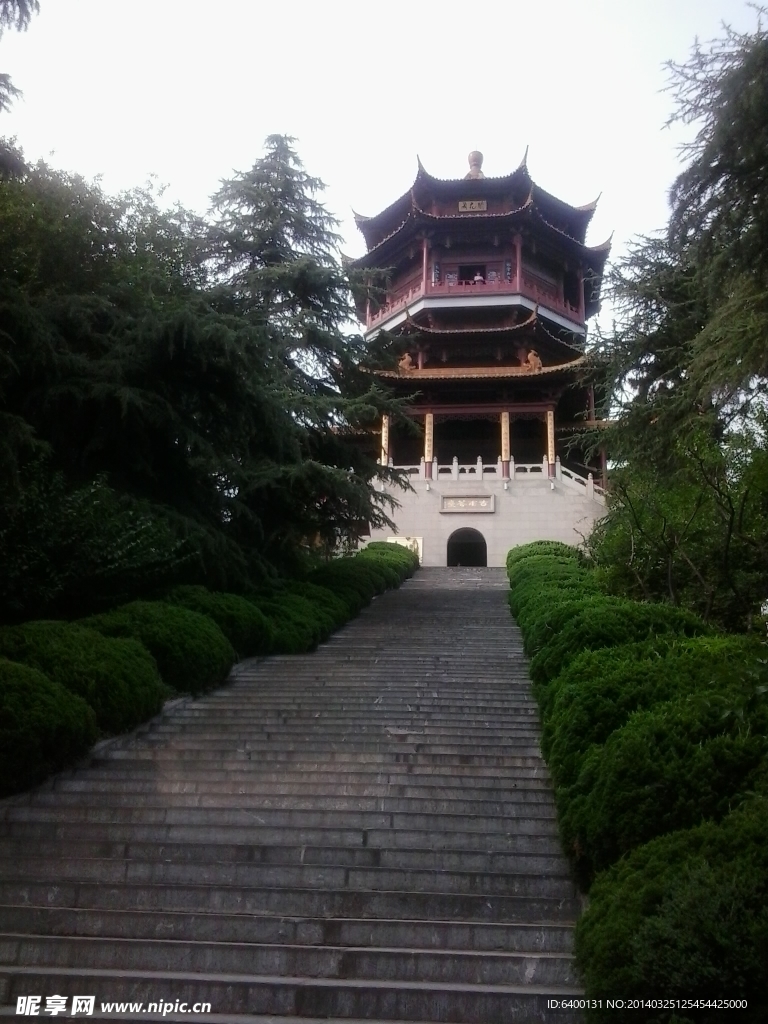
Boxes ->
[447,528,487,567]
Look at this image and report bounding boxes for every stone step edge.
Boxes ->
[0,963,584,996]
[0,905,576,931]
[0,932,575,961]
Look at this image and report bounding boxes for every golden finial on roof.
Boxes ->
[465,151,485,179]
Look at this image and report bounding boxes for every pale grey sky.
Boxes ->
[0,0,755,285]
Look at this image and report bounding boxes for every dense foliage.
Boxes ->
[507,541,768,1018]
[0,620,166,732]
[0,135,406,625]
[585,19,768,633]
[81,602,236,696]
[576,797,768,1023]
[0,657,97,796]
[164,585,274,658]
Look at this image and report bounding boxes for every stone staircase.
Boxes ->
[0,568,583,1023]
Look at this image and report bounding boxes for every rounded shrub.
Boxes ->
[559,682,768,883]
[0,658,98,796]
[308,561,379,607]
[545,636,764,787]
[82,601,235,696]
[362,541,419,577]
[356,556,401,588]
[528,597,709,683]
[164,585,274,658]
[0,620,166,733]
[279,581,349,632]
[247,593,328,654]
[575,797,768,1022]
[506,541,581,574]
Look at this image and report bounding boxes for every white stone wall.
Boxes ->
[369,474,606,567]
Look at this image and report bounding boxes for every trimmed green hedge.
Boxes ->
[576,797,768,1023]
[506,540,581,572]
[0,658,98,796]
[251,544,419,654]
[506,541,768,1013]
[544,635,763,787]
[528,596,709,684]
[0,620,166,733]
[560,682,768,882]
[164,585,274,658]
[82,601,235,696]
[252,593,326,653]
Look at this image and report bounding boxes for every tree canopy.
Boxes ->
[0,136,404,622]
[587,15,768,631]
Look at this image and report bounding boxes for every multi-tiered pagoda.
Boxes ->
[351,152,609,567]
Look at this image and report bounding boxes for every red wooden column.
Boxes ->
[514,234,522,292]
[500,411,510,478]
[578,268,585,322]
[424,413,434,479]
[546,408,556,479]
[422,237,429,294]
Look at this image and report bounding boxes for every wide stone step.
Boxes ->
[0,934,577,986]
[0,859,577,899]
[4,806,560,833]
[0,882,581,923]
[63,763,552,782]
[96,750,548,767]
[118,741,546,757]
[52,768,553,790]
[0,568,584,1023]
[48,781,553,803]
[136,729,543,744]
[0,966,583,1023]
[1,822,564,853]
[0,839,570,875]
[0,907,575,952]
[24,791,555,816]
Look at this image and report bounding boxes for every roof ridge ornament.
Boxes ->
[465,151,485,179]
[517,146,529,172]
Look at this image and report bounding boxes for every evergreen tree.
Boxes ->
[0,1,39,174]
[208,135,402,555]
[588,16,768,630]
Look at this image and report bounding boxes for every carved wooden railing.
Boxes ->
[366,271,583,330]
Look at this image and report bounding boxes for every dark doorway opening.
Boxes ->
[458,264,486,284]
[447,528,487,567]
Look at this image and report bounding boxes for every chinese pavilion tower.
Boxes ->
[351,151,610,567]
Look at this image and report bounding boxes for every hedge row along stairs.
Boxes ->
[0,568,583,1023]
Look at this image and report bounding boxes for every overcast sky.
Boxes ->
[0,0,756,295]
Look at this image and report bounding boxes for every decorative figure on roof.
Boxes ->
[398,352,414,372]
[465,151,485,179]
[526,349,543,372]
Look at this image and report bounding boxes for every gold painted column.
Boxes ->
[546,409,556,479]
[424,413,434,479]
[500,411,510,479]
[380,414,390,467]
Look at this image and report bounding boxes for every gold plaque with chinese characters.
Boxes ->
[458,200,487,212]
[439,494,495,513]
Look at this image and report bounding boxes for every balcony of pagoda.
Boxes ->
[365,270,584,337]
